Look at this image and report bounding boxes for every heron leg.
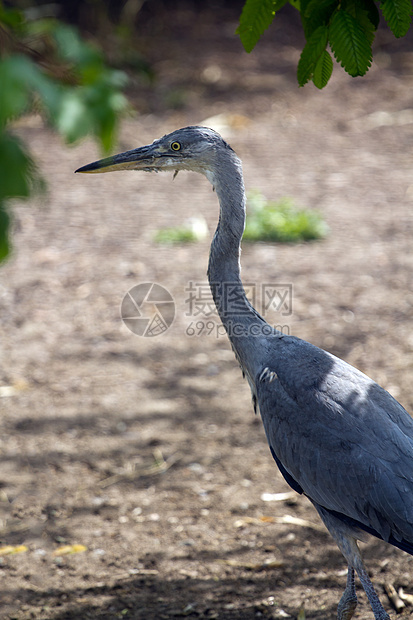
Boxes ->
[312,505,391,620]
[337,566,358,620]
[354,563,390,620]
[337,537,390,620]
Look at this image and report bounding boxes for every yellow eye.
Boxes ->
[171,141,181,151]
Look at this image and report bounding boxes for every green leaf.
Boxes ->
[0,130,45,263]
[0,56,30,123]
[297,25,329,86]
[0,55,62,126]
[237,0,288,53]
[343,0,379,43]
[313,50,334,88]
[380,0,412,37]
[53,23,101,66]
[301,0,338,37]
[357,0,380,29]
[0,202,11,262]
[329,9,372,76]
[56,90,91,144]
[42,21,128,151]
[0,131,44,200]
[31,74,62,121]
[0,5,25,31]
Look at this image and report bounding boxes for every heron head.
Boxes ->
[75,126,232,180]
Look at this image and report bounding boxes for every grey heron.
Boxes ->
[76,126,413,619]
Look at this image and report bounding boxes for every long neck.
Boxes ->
[207,151,246,297]
[207,150,267,363]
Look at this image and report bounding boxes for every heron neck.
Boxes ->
[207,152,261,326]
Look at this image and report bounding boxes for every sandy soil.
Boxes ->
[1,5,413,619]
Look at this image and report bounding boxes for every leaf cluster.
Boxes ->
[0,3,128,261]
[237,0,412,88]
[243,192,329,243]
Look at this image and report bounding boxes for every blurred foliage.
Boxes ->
[0,2,128,262]
[154,217,208,245]
[238,0,412,88]
[154,227,201,245]
[243,192,328,243]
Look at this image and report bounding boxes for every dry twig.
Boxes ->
[384,583,405,613]
[99,449,181,488]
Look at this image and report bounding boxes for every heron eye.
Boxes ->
[171,141,181,151]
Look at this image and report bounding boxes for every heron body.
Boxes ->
[76,126,413,619]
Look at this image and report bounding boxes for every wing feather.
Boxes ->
[256,335,413,546]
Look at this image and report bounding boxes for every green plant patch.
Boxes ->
[243,192,328,243]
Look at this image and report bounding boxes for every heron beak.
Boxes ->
[75,143,161,174]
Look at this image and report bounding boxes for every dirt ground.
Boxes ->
[1,4,413,619]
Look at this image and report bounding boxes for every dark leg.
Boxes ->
[337,566,358,620]
[312,505,391,620]
[355,562,390,620]
[335,535,390,619]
